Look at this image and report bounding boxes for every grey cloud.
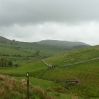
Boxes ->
[0,0,99,46]
[0,0,99,26]
[0,22,99,45]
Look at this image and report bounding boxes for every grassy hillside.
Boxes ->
[44,45,99,66]
[0,41,66,56]
[39,45,99,98]
[41,60,99,98]
[1,36,99,99]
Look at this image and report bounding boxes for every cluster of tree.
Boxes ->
[10,40,18,45]
[0,58,13,67]
[0,53,10,56]
[12,54,22,57]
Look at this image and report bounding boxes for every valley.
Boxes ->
[0,36,98,99]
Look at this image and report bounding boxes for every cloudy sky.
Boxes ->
[0,0,99,45]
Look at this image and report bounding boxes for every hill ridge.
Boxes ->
[38,39,89,47]
[0,36,89,46]
[0,36,10,42]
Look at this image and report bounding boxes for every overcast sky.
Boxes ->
[0,0,99,45]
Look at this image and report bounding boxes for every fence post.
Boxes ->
[26,72,29,99]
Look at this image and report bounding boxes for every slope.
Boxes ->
[1,45,99,98]
[44,45,99,66]
[40,45,99,98]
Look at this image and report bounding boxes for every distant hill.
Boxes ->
[0,36,10,43]
[0,36,90,57]
[0,36,89,47]
[38,40,89,48]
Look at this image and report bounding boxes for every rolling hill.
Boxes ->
[40,45,99,98]
[1,36,98,99]
[0,36,90,57]
[0,45,99,98]
[44,45,99,66]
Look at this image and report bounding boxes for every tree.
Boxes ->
[0,58,13,67]
[8,60,13,66]
[0,58,7,67]
[35,50,40,56]
[14,63,19,67]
